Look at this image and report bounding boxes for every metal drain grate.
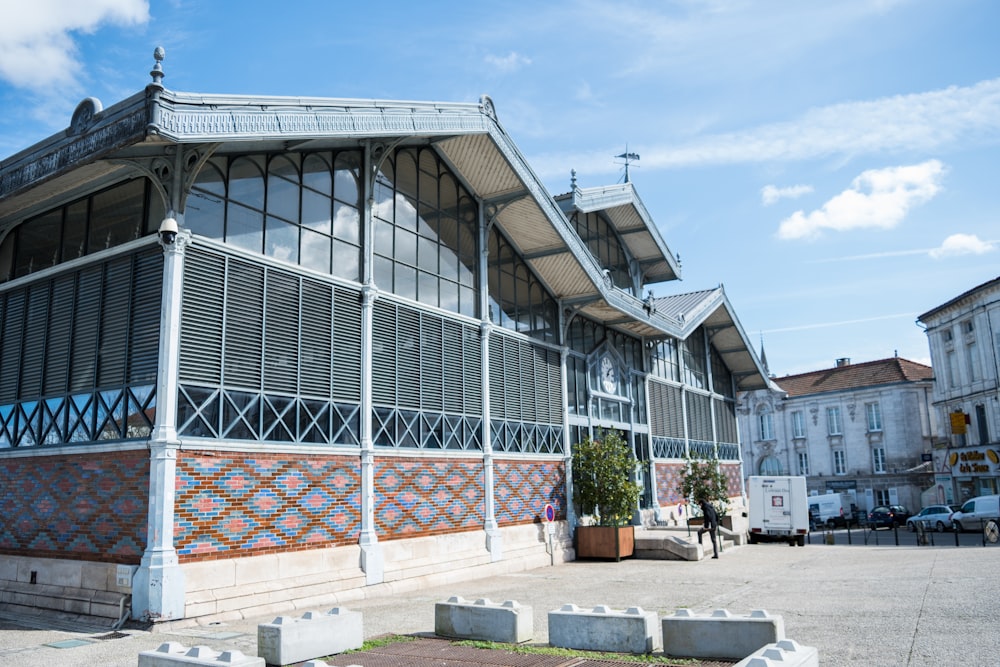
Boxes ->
[92,631,130,640]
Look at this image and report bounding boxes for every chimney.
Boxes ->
[836,358,851,367]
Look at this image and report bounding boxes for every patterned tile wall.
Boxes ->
[0,450,148,563]
[493,459,566,525]
[655,461,686,506]
[375,457,485,538]
[656,461,744,507]
[174,452,361,560]
[721,462,743,497]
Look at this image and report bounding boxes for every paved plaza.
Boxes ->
[1,541,997,666]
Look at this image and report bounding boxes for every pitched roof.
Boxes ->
[773,357,933,397]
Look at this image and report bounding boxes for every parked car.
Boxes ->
[867,505,910,529]
[906,504,959,532]
[951,495,1000,532]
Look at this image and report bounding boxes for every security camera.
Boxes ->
[158,217,179,244]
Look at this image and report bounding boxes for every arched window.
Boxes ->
[759,455,783,475]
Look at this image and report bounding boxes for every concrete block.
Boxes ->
[434,595,533,644]
[257,607,363,666]
[548,604,660,654]
[138,642,264,666]
[734,639,819,666]
[662,608,784,660]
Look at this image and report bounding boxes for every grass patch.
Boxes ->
[452,639,700,664]
[348,633,418,652]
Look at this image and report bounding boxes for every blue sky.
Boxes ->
[1,0,998,377]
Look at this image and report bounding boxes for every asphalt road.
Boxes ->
[2,539,998,666]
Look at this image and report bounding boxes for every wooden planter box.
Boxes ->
[576,525,634,560]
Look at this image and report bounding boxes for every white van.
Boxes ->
[950,494,1000,532]
[747,476,809,546]
[808,492,856,529]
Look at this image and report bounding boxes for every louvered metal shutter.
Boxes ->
[0,292,23,401]
[686,391,713,441]
[331,286,361,402]
[179,250,225,383]
[44,274,76,395]
[97,257,131,387]
[224,260,264,389]
[300,279,333,397]
[126,250,163,384]
[263,269,299,393]
[19,284,48,397]
[69,267,102,392]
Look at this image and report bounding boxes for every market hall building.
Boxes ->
[0,50,768,624]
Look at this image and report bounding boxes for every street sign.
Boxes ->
[544,504,555,522]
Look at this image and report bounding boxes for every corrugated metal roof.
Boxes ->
[773,357,934,397]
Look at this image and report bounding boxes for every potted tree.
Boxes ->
[678,454,731,529]
[572,430,641,560]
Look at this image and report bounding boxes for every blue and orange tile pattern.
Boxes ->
[174,452,361,560]
[493,459,566,525]
[0,450,148,562]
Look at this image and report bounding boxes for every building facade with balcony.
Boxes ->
[0,50,768,624]
[918,276,1000,504]
[738,356,936,513]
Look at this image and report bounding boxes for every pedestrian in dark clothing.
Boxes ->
[697,498,719,558]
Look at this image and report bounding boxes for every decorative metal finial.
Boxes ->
[150,46,166,87]
[570,169,577,190]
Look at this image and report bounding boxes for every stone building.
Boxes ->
[0,50,767,624]
[738,356,936,513]
[918,276,1000,504]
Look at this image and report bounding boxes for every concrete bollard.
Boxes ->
[138,642,265,666]
[734,639,819,666]
[548,604,660,654]
[434,596,533,644]
[257,607,363,666]
[662,608,784,660]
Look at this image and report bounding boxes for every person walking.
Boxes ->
[697,497,719,559]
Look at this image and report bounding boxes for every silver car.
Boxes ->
[906,504,958,533]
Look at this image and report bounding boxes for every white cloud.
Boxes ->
[484,51,532,73]
[776,160,945,240]
[529,79,1000,180]
[0,0,148,90]
[928,233,996,259]
[761,184,813,205]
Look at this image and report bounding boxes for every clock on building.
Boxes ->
[600,355,617,393]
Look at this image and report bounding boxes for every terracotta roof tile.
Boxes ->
[773,357,933,397]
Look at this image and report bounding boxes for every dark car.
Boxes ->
[868,505,910,529]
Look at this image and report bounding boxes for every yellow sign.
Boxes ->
[950,411,967,435]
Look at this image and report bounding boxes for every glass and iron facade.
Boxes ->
[0,77,763,622]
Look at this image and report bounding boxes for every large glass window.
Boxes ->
[488,227,557,341]
[797,451,809,475]
[0,179,156,282]
[682,331,707,390]
[650,337,680,382]
[187,151,364,283]
[569,210,634,294]
[374,148,478,316]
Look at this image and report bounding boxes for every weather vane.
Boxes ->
[615,147,640,183]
